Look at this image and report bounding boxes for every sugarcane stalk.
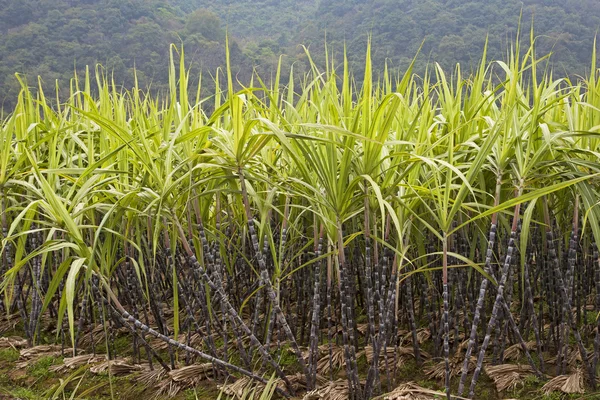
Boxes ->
[593,243,600,374]
[543,198,595,389]
[99,274,291,398]
[238,167,310,381]
[308,226,325,389]
[364,190,377,348]
[457,177,501,395]
[442,232,451,400]
[174,217,296,395]
[337,219,362,400]
[469,196,540,397]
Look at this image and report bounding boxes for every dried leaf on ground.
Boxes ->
[89,359,145,375]
[0,336,27,349]
[542,369,584,395]
[303,379,350,400]
[502,341,537,361]
[374,381,450,400]
[360,345,431,370]
[485,364,533,392]
[425,356,476,380]
[50,353,106,372]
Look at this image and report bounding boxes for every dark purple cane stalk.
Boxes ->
[469,231,517,397]
[593,243,600,375]
[469,199,538,398]
[124,238,143,363]
[0,192,7,313]
[457,178,502,396]
[174,219,296,395]
[75,287,89,355]
[161,227,177,368]
[175,259,218,359]
[494,238,518,364]
[456,228,472,350]
[266,200,290,353]
[523,249,545,372]
[98,274,291,398]
[563,201,580,369]
[364,250,398,399]
[543,199,595,389]
[326,243,334,380]
[308,226,324,390]
[441,233,451,400]
[379,250,391,392]
[13,269,30,344]
[238,168,309,380]
[336,219,362,400]
[230,313,253,369]
[405,268,421,365]
[214,192,229,362]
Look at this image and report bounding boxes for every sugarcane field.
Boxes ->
[3,35,600,400]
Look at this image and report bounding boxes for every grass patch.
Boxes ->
[0,348,19,363]
[27,355,61,379]
[184,385,222,400]
[6,386,42,400]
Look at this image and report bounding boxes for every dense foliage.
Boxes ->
[0,0,248,109]
[3,40,600,399]
[143,0,600,76]
[299,0,600,75]
[2,0,600,110]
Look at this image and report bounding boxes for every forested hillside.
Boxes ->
[308,0,600,74]
[0,0,247,107]
[190,0,600,76]
[2,0,600,108]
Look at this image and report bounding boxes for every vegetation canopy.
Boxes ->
[2,35,600,400]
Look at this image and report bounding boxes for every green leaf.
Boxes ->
[66,258,86,350]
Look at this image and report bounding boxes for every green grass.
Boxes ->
[0,348,19,363]
[5,386,42,400]
[28,355,61,379]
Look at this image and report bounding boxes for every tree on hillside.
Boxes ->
[184,9,226,43]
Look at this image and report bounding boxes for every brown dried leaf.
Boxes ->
[542,370,584,395]
[485,364,533,392]
[502,341,537,361]
[375,381,449,400]
[0,336,27,349]
[303,379,350,400]
[50,354,106,372]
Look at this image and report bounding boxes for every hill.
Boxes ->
[0,0,247,107]
[1,0,600,108]
[185,0,600,75]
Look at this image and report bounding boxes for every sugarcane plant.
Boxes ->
[2,32,600,400]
